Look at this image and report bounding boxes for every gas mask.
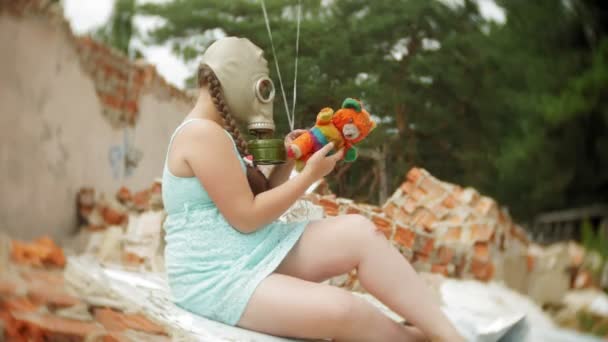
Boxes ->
[200,37,285,164]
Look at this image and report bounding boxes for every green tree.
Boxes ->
[136,0,607,221]
[490,0,608,218]
[95,0,140,57]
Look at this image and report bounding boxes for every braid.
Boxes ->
[198,65,250,157]
[197,64,270,195]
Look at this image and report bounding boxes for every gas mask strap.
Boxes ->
[261,0,292,129]
[260,0,302,132]
[291,0,301,129]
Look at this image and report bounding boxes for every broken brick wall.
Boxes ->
[0,3,192,241]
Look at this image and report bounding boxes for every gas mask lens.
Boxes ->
[255,77,275,103]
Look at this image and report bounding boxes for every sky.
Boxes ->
[62,0,506,89]
[63,0,194,88]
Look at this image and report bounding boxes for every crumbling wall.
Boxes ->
[0,4,192,240]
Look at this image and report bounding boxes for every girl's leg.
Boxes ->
[275,215,463,342]
[237,273,425,342]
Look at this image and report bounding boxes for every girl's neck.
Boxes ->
[187,87,223,125]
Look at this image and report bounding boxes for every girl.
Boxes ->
[162,37,463,342]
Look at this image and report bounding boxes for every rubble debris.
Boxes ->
[0,257,171,341]
[97,226,124,264]
[123,210,165,270]
[75,181,166,271]
[526,243,571,305]
[550,290,608,338]
[308,168,530,285]
[11,236,66,268]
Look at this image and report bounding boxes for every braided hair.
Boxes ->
[197,64,269,195]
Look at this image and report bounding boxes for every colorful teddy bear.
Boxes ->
[287,98,377,171]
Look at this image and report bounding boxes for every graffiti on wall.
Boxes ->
[109,128,143,180]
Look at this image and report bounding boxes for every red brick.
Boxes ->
[11,237,66,268]
[419,177,445,196]
[101,206,127,225]
[436,246,455,265]
[473,242,490,262]
[400,181,415,194]
[413,209,436,231]
[429,202,449,220]
[442,195,457,209]
[19,268,64,287]
[346,204,362,215]
[431,264,449,276]
[470,259,495,282]
[381,202,397,217]
[394,225,415,249]
[318,197,339,211]
[324,209,339,216]
[471,224,495,242]
[371,214,393,239]
[124,100,139,115]
[526,254,535,272]
[103,331,171,342]
[122,252,145,266]
[409,188,427,202]
[150,181,162,195]
[406,168,423,183]
[132,190,151,211]
[2,310,43,341]
[474,197,497,217]
[116,186,132,204]
[94,308,166,335]
[100,93,123,110]
[442,227,462,242]
[11,311,104,341]
[413,252,430,263]
[393,207,412,224]
[0,297,39,312]
[413,232,435,256]
[27,284,81,308]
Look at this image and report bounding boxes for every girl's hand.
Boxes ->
[303,142,344,180]
[284,129,307,150]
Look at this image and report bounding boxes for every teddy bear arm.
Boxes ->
[288,131,315,160]
[316,108,334,125]
[344,146,358,162]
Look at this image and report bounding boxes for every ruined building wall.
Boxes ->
[0,8,192,240]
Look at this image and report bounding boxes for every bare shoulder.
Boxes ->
[180,119,232,147]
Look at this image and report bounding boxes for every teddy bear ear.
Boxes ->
[342,98,361,112]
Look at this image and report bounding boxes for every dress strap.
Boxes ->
[164,118,245,170]
[164,118,205,166]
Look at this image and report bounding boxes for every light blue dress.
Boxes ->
[162,119,308,326]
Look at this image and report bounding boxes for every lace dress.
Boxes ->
[162,119,308,326]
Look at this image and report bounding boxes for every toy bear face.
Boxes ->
[332,100,376,144]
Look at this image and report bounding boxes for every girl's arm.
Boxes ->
[184,121,341,233]
[267,129,307,188]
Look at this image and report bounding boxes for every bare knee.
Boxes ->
[343,214,386,242]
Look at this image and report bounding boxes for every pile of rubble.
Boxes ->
[306,168,529,288]
[2,167,607,340]
[306,169,607,326]
[0,235,171,341]
[74,180,166,271]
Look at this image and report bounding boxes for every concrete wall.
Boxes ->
[0,14,190,240]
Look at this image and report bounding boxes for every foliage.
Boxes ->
[94,0,141,57]
[122,0,608,221]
